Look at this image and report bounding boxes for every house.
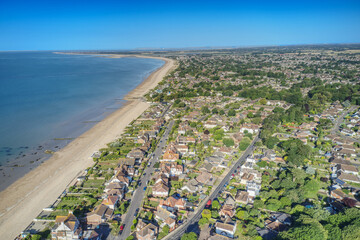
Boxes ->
[219,195,236,217]
[82,229,101,240]
[162,150,180,162]
[240,123,260,134]
[110,171,131,186]
[338,164,359,175]
[127,148,146,160]
[215,220,237,238]
[86,204,114,225]
[338,172,360,184]
[154,207,176,222]
[160,196,187,211]
[137,133,150,144]
[270,212,292,225]
[152,182,169,197]
[163,217,176,231]
[247,181,261,197]
[51,213,82,240]
[101,195,119,209]
[265,220,287,233]
[331,189,347,200]
[136,222,158,240]
[175,145,189,154]
[235,190,249,205]
[181,179,199,193]
[196,172,216,186]
[104,182,126,199]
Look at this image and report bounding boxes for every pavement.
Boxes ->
[163,134,260,240]
[113,119,175,240]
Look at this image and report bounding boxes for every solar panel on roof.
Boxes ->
[335,178,345,185]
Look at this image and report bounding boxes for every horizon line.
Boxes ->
[1,42,360,52]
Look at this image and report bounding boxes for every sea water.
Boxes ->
[0,51,164,165]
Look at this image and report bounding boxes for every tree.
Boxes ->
[253,199,265,209]
[239,138,251,151]
[223,138,235,147]
[260,98,268,105]
[212,200,221,210]
[236,209,249,220]
[31,235,41,240]
[201,106,211,114]
[228,109,236,116]
[181,232,198,240]
[342,222,360,240]
[219,109,225,115]
[158,225,170,239]
[126,236,134,240]
[264,136,279,149]
[266,199,282,211]
[324,225,342,240]
[199,217,209,226]
[280,196,292,207]
[302,179,320,199]
[202,209,211,219]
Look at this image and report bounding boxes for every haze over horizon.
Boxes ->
[0,0,360,51]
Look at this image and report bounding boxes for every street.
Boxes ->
[114,120,175,240]
[164,134,260,240]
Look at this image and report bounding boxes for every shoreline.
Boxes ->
[0,54,176,239]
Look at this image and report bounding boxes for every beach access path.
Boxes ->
[0,56,175,240]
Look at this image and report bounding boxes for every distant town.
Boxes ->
[20,44,360,240]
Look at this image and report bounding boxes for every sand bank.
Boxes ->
[0,55,175,239]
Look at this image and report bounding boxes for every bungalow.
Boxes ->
[137,133,150,144]
[154,207,176,222]
[338,164,359,175]
[196,172,216,186]
[215,220,237,238]
[235,190,249,205]
[152,182,169,198]
[51,213,82,240]
[270,212,292,225]
[175,144,189,154]
[127,148,146,160]
[338,172,360,184]
[219,195,236,218]
[163,217,176,231]
[160,196,186,211]
[331,189,347,200]
[162,150,180,162]
[110,172,131,187]
[240,123,260,134]
[181,179,199,193]
[136,221,158,240]
[101,195,119,210]
[86,204,114,225]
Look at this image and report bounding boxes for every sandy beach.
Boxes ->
[0,55,175,239]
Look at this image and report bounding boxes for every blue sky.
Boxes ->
[0,0,359,50]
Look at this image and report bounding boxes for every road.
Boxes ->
[115,120,175,240]
[331,106,360,144]
[164,134,260,240]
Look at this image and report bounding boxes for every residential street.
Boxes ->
[331,106,360,144]
[163,134,260,240]
[113,120,175,240]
